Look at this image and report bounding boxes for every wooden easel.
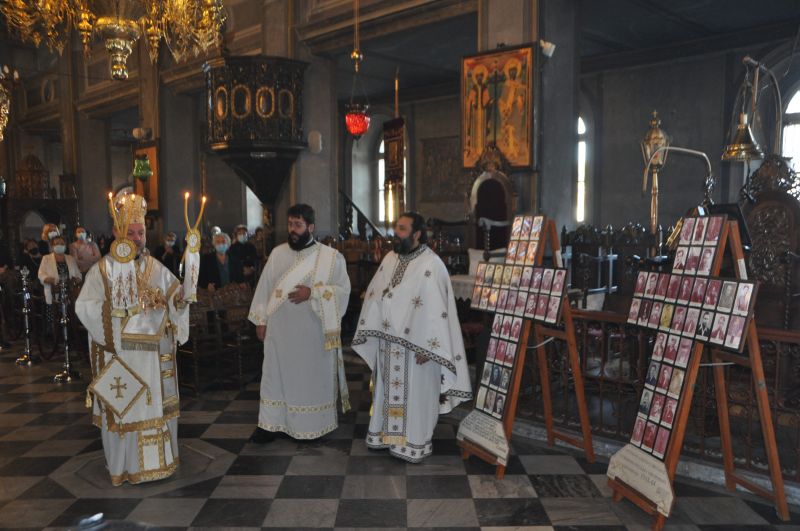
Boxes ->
[608,220,789,530]
[460,216,595,479]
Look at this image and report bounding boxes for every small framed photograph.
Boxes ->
[639,389,654,415]
[634,271,648,296]
[704,215,724,244]
[665,274,681,302]
[683,307,700,337]
[499,368,512,391]
[500,315,514,339]
[638,300,653,326]
[684,246,702,275]
[485,264,496,284]
[485,389,497,414]
[487,288,500,312]
[724,315,747,351]
[531,267,544,291]
[505,242,518,264]
[489,363,503,388]
[525,240,538,265]
[476,262,488,284]
[642,421,658,451]
[692,216,707,245]
[670,306,686,334]
[645,272,659,297]
[497,289,509,313]
[491,391,506,419]
[471,284,482,307]
[661,397,678,428]
[653,426,670,459]
[514,292,527,316]
[704,279,722,309]
[503,340,517,367]
[673,246,688,273]
[649,392,665,423]
[510,266,523,289]
[492,265,503,287]
[679,217,695,245]
[487,338,498,361]
[656,364,673,393]
[733,282,754,316]
[545,296,561,324]
[696,246,715,276]
[491,314,503,336]
[655,273,670,300]
[475,385,487,410]
[628,298,642,324]
[645,361,660,388]
[710,312,729,345]
[652,333,667,361]
[531,216,544,240]
[535,294,549,320]
[520,266,533,290]
[510,317,523,342]
[502,266,513,288]
[504,290,517,314]
[515,242,528,265]
[520,216,534,240]
[551,269,566,295]
[479,287,491,309]
[667,368,685,399]
[631,416,646,446]
[663,334,680,363]
[541,269,554,292]
[676,337,693,367]
[510,217,523,240]
[690,278,707,307]
[524,293,537,318]
[648,301,664,329]
[677,277,694,305]
[495,341,507,365]
[695,311,714,342]
[717,281,737,313]
[659,304,675,331]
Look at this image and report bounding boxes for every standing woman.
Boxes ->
[38,223,60,256]
[38,235,81,334]
[69,226,101,274]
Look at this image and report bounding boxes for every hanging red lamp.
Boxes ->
[345,0,370,140]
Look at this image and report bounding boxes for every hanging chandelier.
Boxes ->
[344,0,369,139]
[0,66,20,142]
[0,0,226,81]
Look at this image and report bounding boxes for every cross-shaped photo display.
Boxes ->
[626,214,758,459]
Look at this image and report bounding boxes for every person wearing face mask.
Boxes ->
[38,235,82,330]
[352,212,472,462]
[153,231,182,277]
[198,232,244,291]
[39,223,60,255]
[69,226,101,274]
[248,204,350,443]
[229,225,259,286]
[19,239,41,280]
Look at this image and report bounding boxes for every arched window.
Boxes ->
[576,116,587,223]
[377,139,407,223]
[783,88,800,171]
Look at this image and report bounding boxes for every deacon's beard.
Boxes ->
[288,230,313,251]
[394,235,417,255]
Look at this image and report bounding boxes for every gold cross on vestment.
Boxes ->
[111,376,127,399]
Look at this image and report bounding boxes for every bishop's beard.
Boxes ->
[288,230,313,251]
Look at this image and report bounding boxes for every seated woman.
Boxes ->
[198,232,244,290]
[38,235,82,332]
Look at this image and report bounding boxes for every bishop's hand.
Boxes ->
[288,285,310,304]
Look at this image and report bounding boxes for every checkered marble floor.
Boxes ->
[0,343,797,530]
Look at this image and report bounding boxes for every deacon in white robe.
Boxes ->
[76,192,189,486]
[248,204,350,441]
[353,212,472,462]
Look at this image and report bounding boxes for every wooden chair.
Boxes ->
[176,288,220,396]
[212,283,259,389]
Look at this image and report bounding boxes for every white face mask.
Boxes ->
[76,232,86,240]
[237,234,247,243]
[53,245,66,254]
[165,240,175,247]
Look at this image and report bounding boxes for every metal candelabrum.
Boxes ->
[15,267,39,366]
[53,272,80,383]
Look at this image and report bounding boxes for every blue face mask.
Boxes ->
[215,243,229,254]
[76,232,87,240]
[53,245,66,254]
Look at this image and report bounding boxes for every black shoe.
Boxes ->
[250,427,276,444]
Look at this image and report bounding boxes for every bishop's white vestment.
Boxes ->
[248,241,350,439]
[76,255,189,486]
[353,244,472,462]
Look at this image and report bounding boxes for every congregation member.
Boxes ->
[69,225,102,274]
[198,232,244,290]
[39,223,59,255]
[153,231,182,278]
[76,192,189,485]
[229,224,259,285]
[248,204,350,442]
[353,211,472,462]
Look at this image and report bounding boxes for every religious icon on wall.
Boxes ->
[461,45,534,168]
